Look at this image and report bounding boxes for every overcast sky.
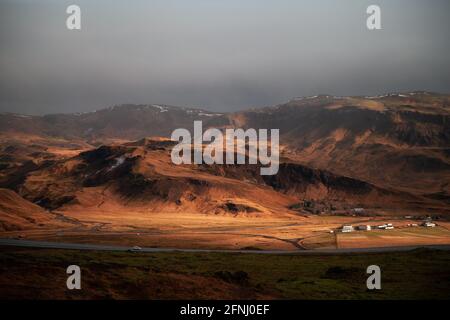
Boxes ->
[1,0,449,114]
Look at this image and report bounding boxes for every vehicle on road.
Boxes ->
[128,246,143,252]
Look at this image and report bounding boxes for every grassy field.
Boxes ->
[337,226,450,248]
[0,247,449,299]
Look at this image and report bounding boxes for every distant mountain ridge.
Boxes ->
[1,91,448,140]
[0,104,226,141]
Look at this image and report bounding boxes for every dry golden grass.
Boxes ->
[4,200,447,251]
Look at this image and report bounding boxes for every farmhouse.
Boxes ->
[377,223,394,230]
[341,225,354,233]
[422,221,436,227]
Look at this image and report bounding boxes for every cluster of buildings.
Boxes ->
[377,223,394,230]
[340,220,436,233]
[340,223,392,233]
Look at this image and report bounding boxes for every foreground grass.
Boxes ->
[0,247,449,299]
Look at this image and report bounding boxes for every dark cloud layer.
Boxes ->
[1,0,449,114]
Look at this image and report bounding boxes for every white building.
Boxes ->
[341,225,354,233]
[377,223,394,230]
[422,221,436,227]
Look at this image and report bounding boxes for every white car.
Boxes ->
[128,246,143,252]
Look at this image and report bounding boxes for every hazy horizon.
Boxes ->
[2,90,450,116]
[1,0,450,115]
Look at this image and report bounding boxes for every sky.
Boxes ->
[1,0,450,114]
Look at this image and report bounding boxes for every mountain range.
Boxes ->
[0,91,449,230]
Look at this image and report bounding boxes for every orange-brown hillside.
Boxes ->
[0,188,71,231]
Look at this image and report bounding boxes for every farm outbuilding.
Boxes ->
[341,225,354,233]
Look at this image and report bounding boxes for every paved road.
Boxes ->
[1,238,450,254]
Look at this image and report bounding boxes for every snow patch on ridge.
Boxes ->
[107,156,126,172]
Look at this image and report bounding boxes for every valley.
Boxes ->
[0,92,449,251]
